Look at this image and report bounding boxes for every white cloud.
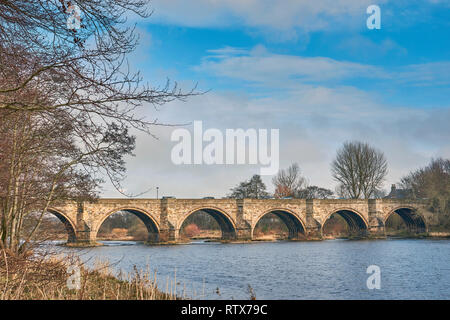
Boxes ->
[196,48,384,84]
[101,86,449,198]
[336,36,408,59]
[195,46,450,88]
[395,62,450,87]
[149,0,387,33]
[101,40,449,198]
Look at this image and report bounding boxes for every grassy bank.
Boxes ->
[0,249,178,300]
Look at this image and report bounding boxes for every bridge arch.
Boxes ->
[253,208,306,240]
[321,208,369,238]
[384,206,427,234]
[178,207,237,240]
[47,208,77,243]
[96,207,160,242]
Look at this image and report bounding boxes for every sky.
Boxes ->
[103,0,450,198]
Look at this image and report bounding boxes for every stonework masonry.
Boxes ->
[50,198,435,245]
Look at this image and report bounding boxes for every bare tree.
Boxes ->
[335,184,351,199]
[400,158,450,199]
[0,1,197,114]
[272,163,307,198]
[400,158,450,224]
[0,1,198,198]
[0,105,135,252]
[331,141,388,199]
[0,1,199,254]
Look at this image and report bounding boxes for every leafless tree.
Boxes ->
[0,0,198,198]
[0,105,133,252]
[400,158,450,199]
[0,1,198,137]
[331,141,388,199]
[0,1,199,254]
[335,184,352,199]
[400,158,450,224]
[272,163,307,198]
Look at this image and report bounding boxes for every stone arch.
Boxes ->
[384,206,427,234]
[96,207,160,242]
[47,208,77,243]
[253,208,306,240]
[178,207,237,240]
[321,208,369,237]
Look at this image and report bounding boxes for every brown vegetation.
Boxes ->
[183,224,201,238]
[0,249,177,300]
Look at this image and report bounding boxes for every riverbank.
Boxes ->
[0,249,178,300]
[427,232,450,238]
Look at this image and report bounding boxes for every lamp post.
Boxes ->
[156,187,159,199]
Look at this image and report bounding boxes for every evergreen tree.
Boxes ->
[228,175,270,199]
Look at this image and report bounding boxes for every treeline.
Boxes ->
[226,142,449,231]
[72,142,450,235]
[97,150,449,235]
[228,141,389,200]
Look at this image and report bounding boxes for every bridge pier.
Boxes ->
[65,230,100,247]
[368,225,386,239]
[305,226,322,240]
[235,227,252,242]
[147,231,160,243]
[158,229,178,243]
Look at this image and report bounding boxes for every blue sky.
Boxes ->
[104,0,450,198]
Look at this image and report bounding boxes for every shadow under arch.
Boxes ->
[47,208,77,243]
[96,208,160,242]
[179,207,237,240]
[253,209,306,240]
[384,207,426,234]
[322,208,369,238]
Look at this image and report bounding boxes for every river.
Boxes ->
[60,239,450,300]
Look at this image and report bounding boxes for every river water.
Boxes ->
[60,239,450,300]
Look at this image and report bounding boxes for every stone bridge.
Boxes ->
[49,198,435,245]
